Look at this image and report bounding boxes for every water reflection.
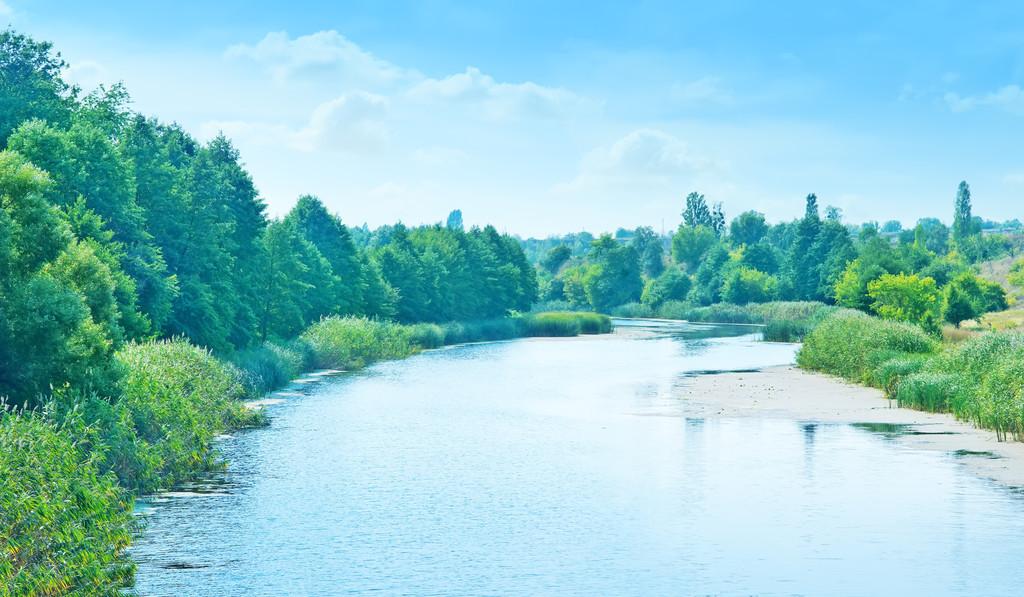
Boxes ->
[132,325,1024,596]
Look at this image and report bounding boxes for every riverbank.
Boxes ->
[675,365,1024,488]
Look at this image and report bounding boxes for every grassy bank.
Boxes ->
[798,309,1024,441]
[2,311,610,594]
[234,312,612,393]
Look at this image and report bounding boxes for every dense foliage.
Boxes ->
[799,311,1024,441]
[531,182,1016,335]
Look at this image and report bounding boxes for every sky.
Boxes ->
[3,0,1024,237]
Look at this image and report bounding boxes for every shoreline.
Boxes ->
[674,365,1024,489]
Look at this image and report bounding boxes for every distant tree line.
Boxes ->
[535,187,1016,334]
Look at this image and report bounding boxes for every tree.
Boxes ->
[581,234,642,312]
[867,273,941,333]
[671,225,716,271]
[541,244,572,274]
[942,283,977,329]
[630,226,664,277]
[285,195,365,315]
[914,218,949,255]
[640,267,691,307]
[682,192,711,228]
[787,193,822,300]
[0,29,73,145]
[446,209,463,231]
[952,181,974,243]
[729,211,769,246]
[722,267,779,305]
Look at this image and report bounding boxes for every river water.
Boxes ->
[131,322,1024,596]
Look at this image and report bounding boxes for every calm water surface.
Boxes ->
[131,322,1024,596]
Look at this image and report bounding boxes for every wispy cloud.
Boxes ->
[0,1,12,17]
[945,84,1024,115]
[407,66,586,120]
[201,91,390,153]
[557,128,718,193]
[225,30,410,86]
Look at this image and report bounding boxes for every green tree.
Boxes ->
[541,244,572,274]
[446,209,463,231]
[787,193,822,300]
[722,266,779,305]
[952,180,974,243]
[0,29,73,145]
[867,273,941,333]
[641,267,691,307]
[671,224,717,271]
[630,226,665,277]
[729,210,769,246]
[581,235,642,312]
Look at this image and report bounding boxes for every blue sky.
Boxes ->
[4,1,1024,236]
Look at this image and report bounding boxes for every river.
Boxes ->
[131,321,1024,596]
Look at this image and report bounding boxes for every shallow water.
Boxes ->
[132,322,1024,596]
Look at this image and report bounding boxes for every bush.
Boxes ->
[978,357,1024,441]
[301,316,417,370]
[232,339,316,398]
[0,412,136,593]
[522,312,612,336]
[872,355,928,396]
[895,372,959,412]
[114,339,263,491]
[407,323,446,349]
[441,318,524,344]
[797,310,938,384]
[763,319,810,342]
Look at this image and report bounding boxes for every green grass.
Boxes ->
[798,309,1024,441]
[1,411,136,594]
[522,311,612,336]
[797,309,938,384]
[301,317,419,370]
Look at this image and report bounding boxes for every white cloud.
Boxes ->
[671,77,733,106]
[407,66,586,120]
[225,30,409,85]
[945,84,1024,115]
[557,128,717,193]
[0,1,11,17]
[200,91,389,153]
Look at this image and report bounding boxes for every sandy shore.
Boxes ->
[675,365,1024,488]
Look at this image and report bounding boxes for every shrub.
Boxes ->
[977,357,1024,441]
[301,316,417,370]
[763,319,810,342]
[232,339,316,398]
[797,310,938,383]
[114,339,263,491]
[872,355,928,396]
[0,411,136,593]
[894,372,959,412]
[521,312,612,336]
[407,323,446,349]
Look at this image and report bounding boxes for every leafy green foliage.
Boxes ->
[0,412,136,595]
[867,273,942,333]
[797,310,938,383]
